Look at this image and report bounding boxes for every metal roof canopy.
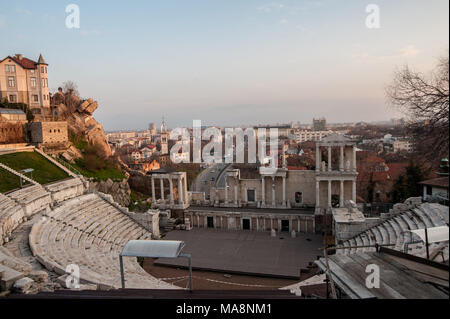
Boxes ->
[0,108,26,114]
[408,226,449,244]
[119,240,193,291]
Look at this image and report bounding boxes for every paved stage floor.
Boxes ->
[155,229,323,278]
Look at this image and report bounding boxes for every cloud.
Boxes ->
[352,45,420,61]
[398,45,420,57]
[15,6,33,16]
[257,2,285,13]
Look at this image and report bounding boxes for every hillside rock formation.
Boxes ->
[88,178,131,207]
[52,91,112,158]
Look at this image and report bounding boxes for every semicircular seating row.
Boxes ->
[1,177,85,245]
[29,193,179,290]
[338,202,449,261]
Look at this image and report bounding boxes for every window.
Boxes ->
[426,185,433,196]
[32,95,39,102]
[30,69,35,75]
[31,77,36,87]
[247,189,255,202]
[9,95,16,102]
[295,192,303,203]
[4,65,15,72]
[41,66,45,73]
[8,77,15,87]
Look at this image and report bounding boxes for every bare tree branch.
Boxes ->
[386,55,449,164]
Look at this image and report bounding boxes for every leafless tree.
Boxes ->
[387,55,449,163]
[62,81,80,97]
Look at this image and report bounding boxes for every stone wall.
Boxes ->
[0,122,25,144]
[127,172,155,197]
[28,121,68,144]
[88,178,131,207]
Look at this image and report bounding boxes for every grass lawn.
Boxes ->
[69,160,125,181]
[0,167,32,193]
[0,152,69,188]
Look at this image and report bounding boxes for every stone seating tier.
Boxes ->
[29,193,178,290]
[338,203,449,261]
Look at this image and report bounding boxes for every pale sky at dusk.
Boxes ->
[0,1,448,130]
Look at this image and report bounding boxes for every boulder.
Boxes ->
[13,277,34,293]
[84,101,98,115]
[29,270,48,283]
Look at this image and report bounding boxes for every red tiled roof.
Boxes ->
[364,155,385,164]
[8,56,38,69]
[287,166,307,170]
[419,177,449,188]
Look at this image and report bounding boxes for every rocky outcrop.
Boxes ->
[60,144,83,163]
[52,92,112,158]
[77,98,98,115]
[88,178,131,207]
[127,171,153,197]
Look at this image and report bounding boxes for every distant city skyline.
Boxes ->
[1,0,448,130]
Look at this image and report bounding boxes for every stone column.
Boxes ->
[316,180,320,207]
[178,176,184,204]
[352,180,356,202]
[340,180,344,207]
[328,146,332,171]
[160,178,164,201]
[328,180,332,207]
[340,146,344,172]
[215,188,219,205]
[151,176,155,201]
[234,179,238,205]
[224,176,229,204]
[168,178,174,204]
[271,176,276,207]
[183,174,188,202]
[261,176,265,206]
[352,145,356,172]
[316,145,320,172]
[282,176,286,207]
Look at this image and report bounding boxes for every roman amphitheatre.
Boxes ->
[0,147,312,298]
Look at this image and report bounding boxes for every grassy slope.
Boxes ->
[66,133,125,181]
[69,159,125,181]
[0,167,31,193]
[0,152,69,192]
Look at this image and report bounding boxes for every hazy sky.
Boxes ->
[0,1,448,130]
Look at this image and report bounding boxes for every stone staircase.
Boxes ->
[34,148,80,179]
[0,163,39,186]
[164,218,176,232]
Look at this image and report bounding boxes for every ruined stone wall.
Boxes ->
[88,178,131,207]
[0,122,25,144]
[28,121,68,144]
